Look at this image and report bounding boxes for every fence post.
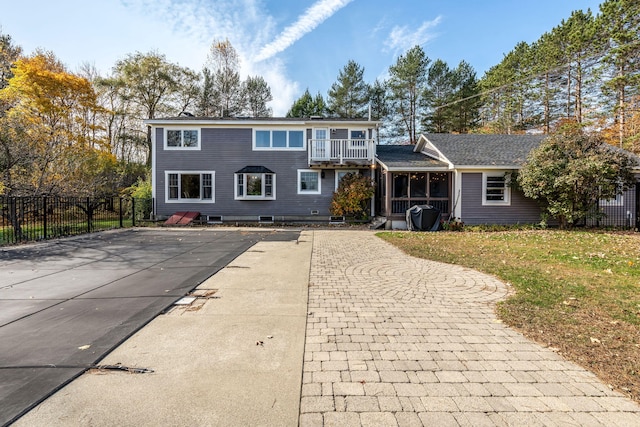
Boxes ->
[131,198,136,227]
[86,197,91,234]
[119,197,123,228]
[43,196,48,240]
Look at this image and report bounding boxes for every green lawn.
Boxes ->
[378,229,640,402]
[0,219,133,245]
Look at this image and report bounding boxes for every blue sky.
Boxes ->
[3,0,603,115]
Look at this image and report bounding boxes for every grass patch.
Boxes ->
[0,219,132,245]
[378,229,640,402]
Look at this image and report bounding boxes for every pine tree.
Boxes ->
[422,59,454,133]
[327,60,369,118]
[387,45,430,143]
[598,0,640,147]
[286,89,326,118]
[450,60,481,133]
[242,76,272,117]
[368,79,388,121]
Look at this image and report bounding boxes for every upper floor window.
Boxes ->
[254,129,305,150]
[235,166,276,200]
[166,171,214,203]
[165,129,200,150]
[482,172,510,206]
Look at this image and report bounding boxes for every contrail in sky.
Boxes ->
[254,0,354,62]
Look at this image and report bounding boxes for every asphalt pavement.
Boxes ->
[0,228,300,427]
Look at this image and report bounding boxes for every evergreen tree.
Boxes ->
[242,75,272,117]
[327,60,369,118]
[286,89,326,117]
[479,42,535,133]
[368,79,388,121]
[598,0,640,147]
[450,60,481,133]
[530,31,564,134]
[197,68,216,116]
[387,45,430,143]
[422,59,454,133]
[562,9,599,124]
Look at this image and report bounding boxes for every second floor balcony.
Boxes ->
[308,139,376,165]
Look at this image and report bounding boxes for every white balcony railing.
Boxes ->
[308,139,376,164]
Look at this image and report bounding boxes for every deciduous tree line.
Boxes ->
[0,37,272,197]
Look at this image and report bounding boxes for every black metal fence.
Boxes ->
[0,196,153,246]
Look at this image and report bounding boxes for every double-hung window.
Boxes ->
[254,129,305,150]
[235,166,276,200]
[166,171,214,203]
[482,172,510,205]
[165,129,200,149]
[298,169,321,195]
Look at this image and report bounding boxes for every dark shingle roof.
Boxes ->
[423,134,546,167]
[235,166,275,174]
[150,116,375,122]
[376,145,449,169]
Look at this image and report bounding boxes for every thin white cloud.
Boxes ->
[254,0,354,62]
[384,16,442,55]
[120,0,300,114]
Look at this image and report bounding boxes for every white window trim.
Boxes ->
[165,171,215,203]
[234,172,276,200]
[298,169,321,195]
[349,129,368,148]
[313,127,329,139]
[335,169,358,191]
[252,128,306,151]
[164,127,201,150]
[482,172,511,206]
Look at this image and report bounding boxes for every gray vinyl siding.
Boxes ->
[154,126,365,218]
[460,172,543,225]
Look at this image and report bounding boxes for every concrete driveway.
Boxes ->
[0,228,300,426]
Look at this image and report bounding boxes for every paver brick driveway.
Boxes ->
[300,230,640,426]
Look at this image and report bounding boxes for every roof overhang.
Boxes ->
[144,118,381,127]
[375,158,452,172]
[235,165,275,174]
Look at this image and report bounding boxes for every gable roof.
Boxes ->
[415,134,547,168]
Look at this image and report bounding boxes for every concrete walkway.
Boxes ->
[13,229,640,426]
[300,230,640,426]
[14,231,311,426]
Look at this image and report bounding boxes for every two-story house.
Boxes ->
[146,117,379,223]
[148,117,640,229]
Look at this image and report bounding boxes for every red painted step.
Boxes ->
[164,211,200,225]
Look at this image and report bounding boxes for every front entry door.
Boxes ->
[314,128,329,161]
